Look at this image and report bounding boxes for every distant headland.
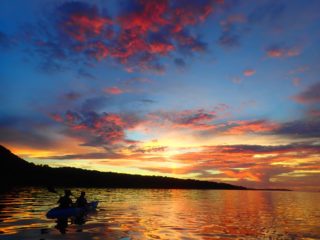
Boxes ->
[0,145,248,190]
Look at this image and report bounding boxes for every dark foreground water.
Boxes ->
[0,188,319,240]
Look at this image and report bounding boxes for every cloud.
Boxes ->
[128,145,168,154]
[223,120,279,135]
[174,58,186,68]
[28,0,224,72]
[223,169,261,182]
[37,151,124,160]
[288,65,309,75]
[102,77,153,96]
[218,32,240,48]
[203,143,320,155]
[243,69,255,77]
[218,13,247,49]
[169,141,320,185]
[77,69,96,80]
[220,14,247,29]
[292,82,320,104]
[0,115,58,149]
[140,99,156,104]
[266,44,301,58]
[58,1,112,42]
[104,86,124,95]
[274,119,320,138]
[149,109,217,131]
[123,77,153,86]
[308,109,320,117]
[80,96,110,112]
[0,126,57,149]
[64,91,82,101]
[53,110,142,147]
[145,108,280,136]
[213,103,227,110]
[49,113,63,122]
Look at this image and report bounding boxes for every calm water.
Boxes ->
[0,188,319,240]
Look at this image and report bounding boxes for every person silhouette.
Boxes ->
[76,191,88,208]
[57,190,73,208]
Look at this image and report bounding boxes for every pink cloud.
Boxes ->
[243,69,256,77]
[62,14,111,42]
[50,113,63,122]
[47,0,224,72]
[104,86,124,95]
[87,41,109,60]
[266,45,302,58]
[149,42,175,54]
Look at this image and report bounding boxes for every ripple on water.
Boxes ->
[0,188,320,240]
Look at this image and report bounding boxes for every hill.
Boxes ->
[0,145,246,190]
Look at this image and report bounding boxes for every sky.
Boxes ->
[1,0,320,191]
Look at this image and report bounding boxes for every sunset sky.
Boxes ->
[1,0,319,190]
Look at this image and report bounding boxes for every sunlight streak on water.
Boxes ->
[0,188,320,239]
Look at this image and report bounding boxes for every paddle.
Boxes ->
[46,186,78,199]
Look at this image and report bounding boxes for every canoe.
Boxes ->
[46,201,98,219]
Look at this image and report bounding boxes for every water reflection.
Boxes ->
[55,217,68,234]
[0,188,320,239]
[54,214,88,234]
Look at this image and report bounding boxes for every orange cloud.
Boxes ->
[224,120,279,135]
[223,170,261,181]
[168,142,320,187]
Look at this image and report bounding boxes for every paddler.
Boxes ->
[76,191,88,207]
[57,189,73,208]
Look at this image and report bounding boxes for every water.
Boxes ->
[0,188,319,240]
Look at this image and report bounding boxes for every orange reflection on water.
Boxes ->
[1,188,320,239]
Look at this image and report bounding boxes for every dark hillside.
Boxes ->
[0,145,246,190]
